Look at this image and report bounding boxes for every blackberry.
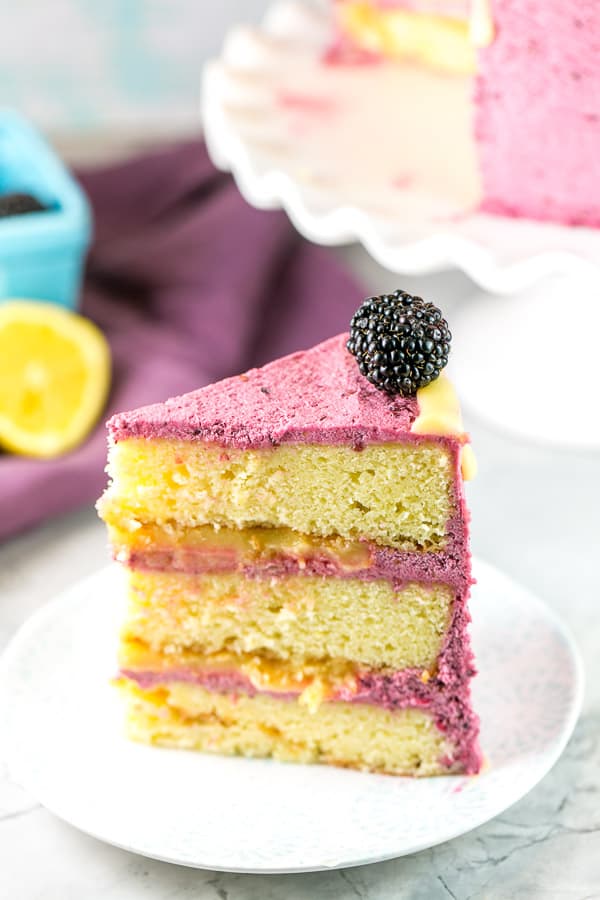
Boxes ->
[346,290,451,396]
[0,192,48,218]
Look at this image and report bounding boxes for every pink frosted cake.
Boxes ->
[98,291,482,776]
[334,0,600,226]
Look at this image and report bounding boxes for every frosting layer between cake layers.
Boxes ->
[99,335,481,776]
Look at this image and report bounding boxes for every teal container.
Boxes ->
[0,111,92,309]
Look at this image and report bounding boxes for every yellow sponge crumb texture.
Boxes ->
[124,570,453,671]
[121,681,454,776]
[100,439,454,550]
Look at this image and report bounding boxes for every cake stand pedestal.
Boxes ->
[449,272,600,449]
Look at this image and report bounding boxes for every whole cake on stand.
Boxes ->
[333,0,600,227]
[204,0,600,447]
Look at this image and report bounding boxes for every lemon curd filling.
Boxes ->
[100,439,455,551]
[107,521,374,572]
[119,639,361,700]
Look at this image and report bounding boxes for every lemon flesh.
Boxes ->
[0,300,111,458]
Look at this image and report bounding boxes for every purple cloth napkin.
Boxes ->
[0,141,363,542]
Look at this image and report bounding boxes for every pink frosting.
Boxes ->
[475,1,600,226]
[108,334,425,448]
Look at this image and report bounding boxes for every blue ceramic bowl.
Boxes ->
[0,111,92,310]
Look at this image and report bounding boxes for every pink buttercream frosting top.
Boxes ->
[108,334,423,449]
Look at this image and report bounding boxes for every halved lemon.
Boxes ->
[0,300,111,458]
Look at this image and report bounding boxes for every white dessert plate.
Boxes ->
[0,558,582,873]
[203,0,600,293]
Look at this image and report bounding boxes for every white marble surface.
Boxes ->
[1,254,599,898]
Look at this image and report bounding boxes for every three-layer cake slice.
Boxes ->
[98,314,481,775]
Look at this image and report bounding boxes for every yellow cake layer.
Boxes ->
[337,2,476,73]
[120,680,454,776]
[100,439,454,550]
[123,570,453,671]
[108,521,374,573]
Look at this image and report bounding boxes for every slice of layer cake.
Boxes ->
[98,290,482,776]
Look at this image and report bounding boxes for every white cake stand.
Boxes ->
[202,0,600,446]
[449,272,600,448]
